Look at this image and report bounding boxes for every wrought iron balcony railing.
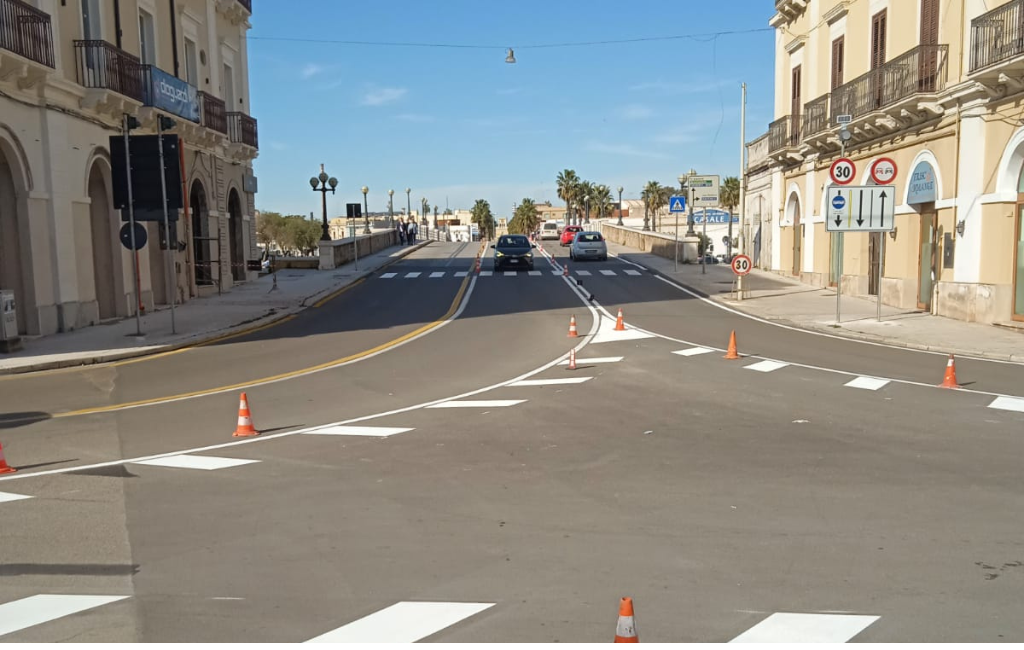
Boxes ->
[0,0,54,67]
[970,0,1024,73]
[73,39,144,101]
[830,44,948,122]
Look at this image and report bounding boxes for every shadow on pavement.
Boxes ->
[0,563,141,576]
[0,412,53,429]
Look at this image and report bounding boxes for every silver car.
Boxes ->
[569,231,608,261]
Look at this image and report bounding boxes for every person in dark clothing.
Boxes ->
[397,219,406,245]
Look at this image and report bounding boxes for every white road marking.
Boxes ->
[306,601,494,643]
[673,347,713,357]
[550,270,561,276]
[528,270,542,276]
[744,360,789,373]
[729,612,879,643]
[503,271,517,276]
[479,271,493,277]
[454,271,468,278]
[624,269,642,276]
[0,491,32,503]
[0,595,129,638]
[590,315,654,344]
[508,377,593,386]
[132,455,259,471]
[576,270,592,276]
[380,272,398,279]
[845,376,890,391]
[599,269,616,276]
[303,426,414,437]
[989,396,1024,412]
[404,272,421,278]
[558,356,623,365]
[429,272,445,278]
[427,400,526,409]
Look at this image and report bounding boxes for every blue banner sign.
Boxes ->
[144,66,200,123]
[907,161,937,204]
[692,209,739,224]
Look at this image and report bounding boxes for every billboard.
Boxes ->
[143,66,200,123]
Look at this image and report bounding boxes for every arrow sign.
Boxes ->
[826,185,896,233]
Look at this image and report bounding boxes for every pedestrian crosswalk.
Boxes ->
[0,592,881,643]
[377,268,646,279]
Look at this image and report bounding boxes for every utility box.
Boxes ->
[0,290,22,352]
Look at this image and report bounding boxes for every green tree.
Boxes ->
[508,198,539,234]
[591,184,614,220]
[256,211,286,254]
[284,215,321,256]
[471,199,495,240]
[556,169,579,225]
[719,176,741,256]
[641,181,668,231]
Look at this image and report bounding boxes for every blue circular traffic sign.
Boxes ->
[119,222,148,251]
[831,195,847,210]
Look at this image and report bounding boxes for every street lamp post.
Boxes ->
[361,186,369,237]
[388,189,395,229]
[406,188,411,228]
[584,195,590,224]
[617,186,624,226]
[310,164,338,241]
[683,168,697,237]
[598,185,606,221]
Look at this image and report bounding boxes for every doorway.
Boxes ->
[791,198,802,276]
[190,180,213,286]
[868,233,881,295]
[227,189,244,282]
[829,232,843,287]
[917,209,938,310]
[0,150,28,334]
[1014,199,1024,321]
[87,161,118,319]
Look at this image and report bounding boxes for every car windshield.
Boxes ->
[543,224,557,230]
[498,236,529,247]
[577,233,603,243]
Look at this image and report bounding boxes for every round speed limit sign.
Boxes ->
[731,254,752,276]
[830,158,856,185]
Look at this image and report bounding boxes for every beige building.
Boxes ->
[769,0,1024,324]
[0,0,257,337]
[744,132,774,269]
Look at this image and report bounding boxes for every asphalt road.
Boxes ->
[1,240,1022,642]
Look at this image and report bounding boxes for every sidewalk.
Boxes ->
[607,240,1024,362]
[0,241,430,375]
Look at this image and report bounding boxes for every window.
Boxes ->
[139,9,156,65]
[871,10,887,70]
[81,0,101,40]
[184,38,199,86]
[223,63,235,107]
[831,36,845,89]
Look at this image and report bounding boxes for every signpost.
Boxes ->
[670,195,686,271]
[829,158,856,185]
[869,157,898,185]
[731,254,752,276]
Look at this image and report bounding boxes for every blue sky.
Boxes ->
[249,0,776,219]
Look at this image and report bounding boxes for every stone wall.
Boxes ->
[596,222,699,263]
[318,231,399,270]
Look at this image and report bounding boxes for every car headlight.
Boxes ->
[495,251,504,257]
[526,252,533,257]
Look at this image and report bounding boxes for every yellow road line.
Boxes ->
[53,271,473,418]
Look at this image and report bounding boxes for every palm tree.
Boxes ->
[509,198,539,235]
[556,169,579,226]
[577,180,595,224]
[641,181,667,232]
[720,176,741,257]
[592,184,614,221]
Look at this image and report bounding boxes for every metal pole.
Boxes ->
[702,207,708,274]
[674,207,679,271]
[156,119,176,334]
[877,233,884,321]
[123,115,143,336]
[836,234,842,324]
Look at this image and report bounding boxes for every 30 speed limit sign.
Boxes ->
[731,254,752,276]
[830,158,856,185]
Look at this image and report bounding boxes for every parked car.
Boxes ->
[569,231,608,261]
[560,225,583,246]
[491,234,536,271]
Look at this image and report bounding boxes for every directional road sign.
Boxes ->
[687,175,720,206]
[669,196,687,213]
[826,185,896,232]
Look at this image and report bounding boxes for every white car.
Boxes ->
[540,222,560,240]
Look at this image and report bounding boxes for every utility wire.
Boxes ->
[247,27,773,51]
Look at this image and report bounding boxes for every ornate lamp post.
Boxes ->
[617,186,624,226]
[405,188,412,226]
[361,186,370,235]
[309,164,338,241]
[388,189,395,228]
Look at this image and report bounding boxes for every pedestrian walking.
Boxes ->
[408,221,418,244]
[397,219,406,245]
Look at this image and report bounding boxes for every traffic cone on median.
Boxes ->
[568,315,579,338]
[614,597,638,643]
[0,440,16,474]
[563,264,569,277]
[939,354,959,389]
[567,347,577,370]
[232,392,260,437]
[724,330,740,360]
[614,308,626,331]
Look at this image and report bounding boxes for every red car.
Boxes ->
[560,225,583,246]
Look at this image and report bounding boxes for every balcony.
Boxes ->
[236,0,251,11]
[770,0,807,26]
[830,44,948,123]
[216,0,251,25]
[0,0,54,69]
[74,39,144,106]
[768,114,802,162]
[802,93,830,138]
[227,111,258,148]
[199,91,227,133]
[970,0,1024,77]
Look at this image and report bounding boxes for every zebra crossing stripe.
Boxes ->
[429,272,445,278]
[380,273,398,279]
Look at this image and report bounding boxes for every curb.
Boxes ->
[615,252,1024,364]
[0,241,432,377]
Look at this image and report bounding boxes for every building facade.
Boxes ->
[769,0,1024,324]
[744,132,774,269]
[0,0,257,337]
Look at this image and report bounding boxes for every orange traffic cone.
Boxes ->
[939,354,959,389]
[0,440,16,474]
[563,264,569,277]
[724,330,740,360]
[232,392,260,437]
[614,597,638,643]
[567,347,577,370]
[568,315,579,338]
[614,308,626,331]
